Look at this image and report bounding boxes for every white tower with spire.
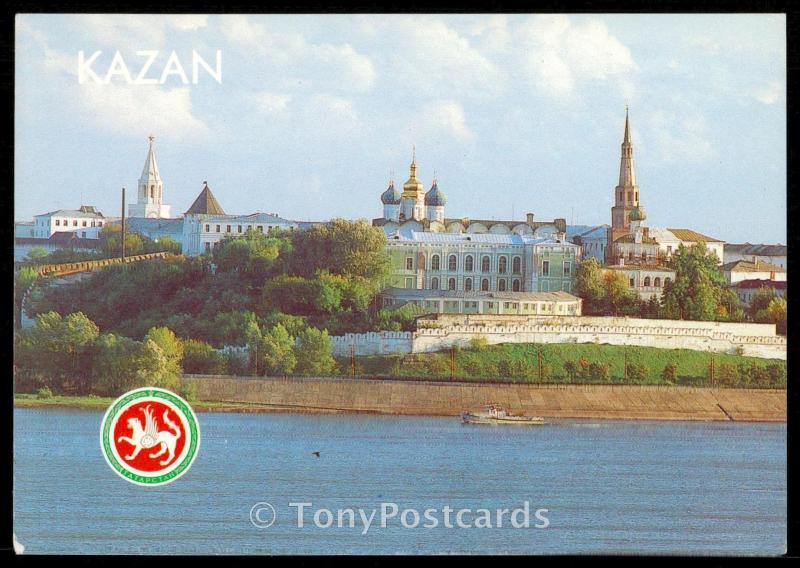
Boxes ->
[128,136,172,219]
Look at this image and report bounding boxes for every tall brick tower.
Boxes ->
[606,108,641,262]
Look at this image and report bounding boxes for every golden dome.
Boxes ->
[402,147,424,196]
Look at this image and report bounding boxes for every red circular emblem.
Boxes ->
[112,400,188,472]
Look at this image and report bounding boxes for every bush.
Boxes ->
[662,362,678,383]
[36,386,53,399]
[766,363,786,388]
[717,363,739,387]
[183,339,228,375]
[588,362,611,382]
[627,362,649,383]
[469,335,489,351]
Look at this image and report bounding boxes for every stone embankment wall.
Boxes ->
[184,374,786,422]
[330,316,785,360]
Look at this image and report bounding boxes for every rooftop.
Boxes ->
[721,259,785,273]
[666,228,723,243]
[614,233,658,245]
[732,279,787,290]
[724,243,787,256]
[185,183,226,215]
[36,207,105,219]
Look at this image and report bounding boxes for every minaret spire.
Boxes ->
[618,107,636,188]
[623,105,631,144]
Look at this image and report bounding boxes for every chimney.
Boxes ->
[526,213,534,225]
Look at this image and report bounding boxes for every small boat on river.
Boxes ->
[461,404,545,425]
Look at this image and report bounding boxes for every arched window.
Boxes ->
[448,278,456,290]
[664,277,672,286]
[464,255,474,272]
[644,276,651,287]
[512,279,521,292]
[499,256,508,274]
[150,185,154,199]
[641,252,647,261]
[448,255,457,271]
[498,279,507,292]
[628,252,634,261]
[512,256,521,274]
[431,255,440,270]
[654,277,661,287]
[465,278,473,292]
[431,277,439,290]
[481,256,490,272]
[619,190,623,201]
[481,278,489,291]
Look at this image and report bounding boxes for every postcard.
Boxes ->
[12,13,787,556]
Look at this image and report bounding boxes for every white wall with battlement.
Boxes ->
[331,331,414,357]
[330,317,786,360]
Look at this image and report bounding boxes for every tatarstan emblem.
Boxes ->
[100,387,200,486]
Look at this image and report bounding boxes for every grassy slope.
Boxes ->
[353,343,784,386]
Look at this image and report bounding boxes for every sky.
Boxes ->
[15,14,786,244]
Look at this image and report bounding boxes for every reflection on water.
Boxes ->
[14,409,786,555]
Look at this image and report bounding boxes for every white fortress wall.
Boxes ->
[330,318,785,360]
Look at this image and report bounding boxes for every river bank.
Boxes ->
[15,376,786,422]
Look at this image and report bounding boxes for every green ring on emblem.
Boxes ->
[100,387,200,486]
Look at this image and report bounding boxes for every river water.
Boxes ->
[13,408,786,555]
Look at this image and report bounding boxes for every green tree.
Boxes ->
[136,338,178,390]
[661,243,730,321]
[749,287,777,320]
[767,297,787,335]
[15,311,100,393]
[259,324,297,375]
[144,326,184,378]
[662,362,678,383]
[91,333,147,395]
[25,247,49,263]
[602,270,640,316]
[574,258,607,315]
[212,231,287,277]
[289,218,390,283]
[182,339,228,375]
[293,327,337,375]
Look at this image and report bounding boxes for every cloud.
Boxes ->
[515,15,636,98]
[379,16,504,98]
[645,108,715,164]
[77,83,208,138]
[418,101,476,142]
[752,81,782,105]
[73,14,210,52]
[253,92,292,115]
[217,15,375,93]
[308,94,358,124]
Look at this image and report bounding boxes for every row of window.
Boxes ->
[407,256,573,278]
[53,219,103,228]
[203,223,290,235]
[631,276,670,288]
[407,254,525,274]
[619,190,639,202]
[430,277,523,292]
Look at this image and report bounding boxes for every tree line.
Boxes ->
[575,243,786,334]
